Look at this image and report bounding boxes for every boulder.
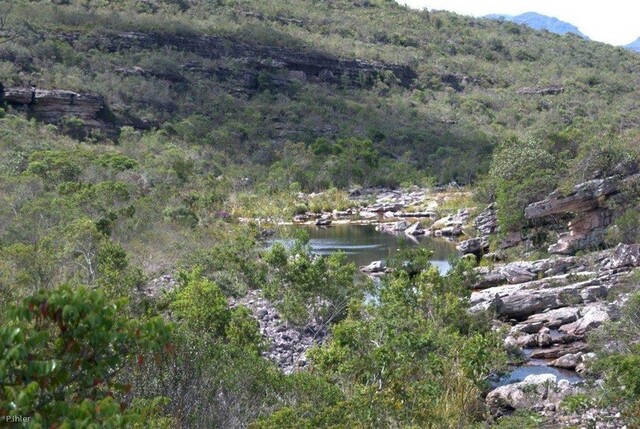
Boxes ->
[606,243,640,269]
[504,333,538,349]
[440,225,463,236]
[495,280,606,320]
[558,304,610,336]
[549,352,583,369]
[486,374,577,417]
[537,327,553,347]
[528,342,589,359]
[475,204,498,236]
[456,236,489,255]
[360,260,387,274]
[520,307,580,330]
[404,221,424,236]
[503,262,537,284]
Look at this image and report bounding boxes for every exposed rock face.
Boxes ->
[456,236,489,256]
[430,208,468,237]
[232,290,326,374]
[558,304,610,336]
[58,31,416,89]
[404,221,425,236]
[486,374,576,417]
[457,204,496,256]
[475,204,498,236]
[516,86,564,95]
[525,177,619,255]
[473,245,640,389]
[549,352,583,369]
[1,85,115,137]
[606,242,640,269]
[527,178,617,220]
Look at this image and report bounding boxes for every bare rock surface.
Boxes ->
[487,374,577,417]
[525,177,618,254]
[232,290,327,374]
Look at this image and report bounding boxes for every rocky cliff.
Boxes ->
[0,84,117,138]
[58,31,417,89]
[524,177,627,254]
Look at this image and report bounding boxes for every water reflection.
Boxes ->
[268,224,458,274]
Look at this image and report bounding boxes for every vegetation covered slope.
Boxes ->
[1,0,640,427]
[1,0,639,189]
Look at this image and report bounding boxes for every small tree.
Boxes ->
[0,285,173,427]
[490,137,559,232]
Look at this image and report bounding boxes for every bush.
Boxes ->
[0,285,172,427]
[490,137,559,233]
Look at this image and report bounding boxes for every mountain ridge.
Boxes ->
[625,37,640,52]
[485,11,588,39]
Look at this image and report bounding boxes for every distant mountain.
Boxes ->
[486,12,588,39]
[625,37,640,52]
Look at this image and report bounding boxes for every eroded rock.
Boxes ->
[487,374,577,417]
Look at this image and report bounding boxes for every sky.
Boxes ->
[398,0,640,46]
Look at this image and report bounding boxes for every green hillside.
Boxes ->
[2,0,639,188]
[1,1,640,427]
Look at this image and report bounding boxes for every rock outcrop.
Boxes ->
[516,86,564,96]
[456,236,489,256]
[524,177,619,254]
[475,203,498,236]
[232,290,326,374]
[360,260,387,274]
[57,31,416,89]
[457,204,496,256]
[1,85,117,137]
[487,374,576,417]
[430,208,468,237]
[472,244,640,393]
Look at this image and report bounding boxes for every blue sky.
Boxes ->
[398,0,639,46]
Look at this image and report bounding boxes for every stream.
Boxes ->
[268,224,458,273]
[268,224,583,386]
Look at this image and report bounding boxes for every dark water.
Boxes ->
[269,224,458,274]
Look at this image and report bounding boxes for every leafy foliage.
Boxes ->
[263,236,365,326]
[0,285,172,427]
[256,253,506,428]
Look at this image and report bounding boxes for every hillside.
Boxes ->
[2,1,640,428]
[486,12,589,39]
[1,0,639,188]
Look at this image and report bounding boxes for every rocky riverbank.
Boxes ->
[287,186,475,239]
[146,180,638,425]
[231,290,327,374]
[351,179,639,426]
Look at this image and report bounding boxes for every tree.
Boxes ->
[263,236,365,327]
[489,137,559,232]
[0,284,172,427]
[255,251,506,428]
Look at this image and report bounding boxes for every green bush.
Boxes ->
[490,137,560,233]
[0,284,172,427]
